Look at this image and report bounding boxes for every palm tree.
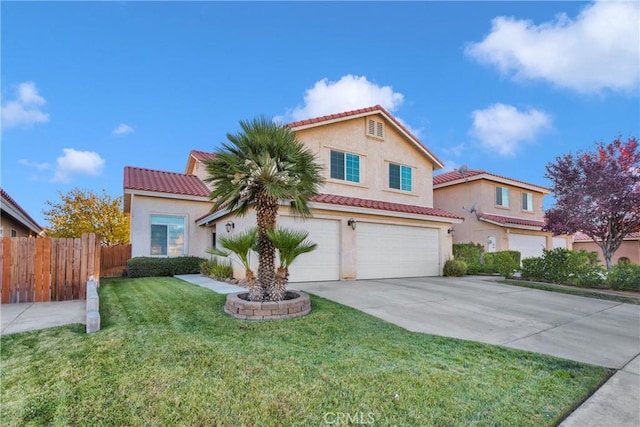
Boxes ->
[204,117,323,301]
[267,227,317,300]
[206,228,259,299]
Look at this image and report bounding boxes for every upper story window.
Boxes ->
[496,187,509,208]
[330,150,360,183]
[150,215,185,256]
[389,163,412,191]
[522,192,534,211]
[366,118,384,139]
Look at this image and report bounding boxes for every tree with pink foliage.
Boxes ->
[545,136,640,269]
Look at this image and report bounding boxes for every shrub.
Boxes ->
[606,263,640,291]
[443,259,468,277]
[521,257,544,279]
[201,258,234,281]
[127,256,206,278]
[574,264,606,287]
[518,248,605,287]
[494,251,519,279]
[481,252,496,274]
[452,243,484,274]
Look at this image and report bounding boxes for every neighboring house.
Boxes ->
[573,232,640,265]
[124,105,463,282]
[432,170,570,260]
[0,188,44,238]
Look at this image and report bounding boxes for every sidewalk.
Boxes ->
[1,300,85,335]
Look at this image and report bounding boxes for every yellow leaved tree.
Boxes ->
[44,188,130,246]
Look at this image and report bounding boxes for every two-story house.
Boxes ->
[124,106,463,282]
[1,188,44,238]
[433,169,570,260]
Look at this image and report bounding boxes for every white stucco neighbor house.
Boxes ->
[123,105,464,282]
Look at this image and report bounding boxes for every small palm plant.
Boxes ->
[206,228,259,299]
[204,116,323,301]
[267,227,317,300]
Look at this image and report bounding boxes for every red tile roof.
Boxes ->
[574,231,640,241]
[287,105,444,168]
[478,213,546,229]
[124,166,210,198]
[0,188,44,232]
[433,169,551,192]
[311,193,463,220]
[189,150,216,162]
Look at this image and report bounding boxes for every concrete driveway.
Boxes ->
[292,275,640,426]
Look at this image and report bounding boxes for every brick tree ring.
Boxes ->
[224,291,311,320]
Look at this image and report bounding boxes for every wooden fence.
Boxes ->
[100,244,131,278]
[0,233,101,304]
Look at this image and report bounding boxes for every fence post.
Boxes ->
[86,276,100,333]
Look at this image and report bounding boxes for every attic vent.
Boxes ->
[366,119,384,139]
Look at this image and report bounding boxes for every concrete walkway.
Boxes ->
[1,300,85,336]
[175,274,246,294]
[292,276,640,427]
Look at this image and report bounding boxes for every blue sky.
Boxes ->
[2,1,638,226]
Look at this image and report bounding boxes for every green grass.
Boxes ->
[1,277,609,426]
[502,279,640,305]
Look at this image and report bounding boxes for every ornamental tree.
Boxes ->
[44,188,130,246]
[544,136,640,269]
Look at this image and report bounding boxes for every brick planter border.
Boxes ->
[224,291,311,320]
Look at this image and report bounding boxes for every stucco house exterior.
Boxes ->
[124,105,463,282]
[432,169,570,260]
[573,232,640,265]
[0,188,44,238]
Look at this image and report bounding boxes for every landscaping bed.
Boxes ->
[1,277,609,426]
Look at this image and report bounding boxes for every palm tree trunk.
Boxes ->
[245,270,262,301]
[271,267,289,301]
[255,191,278,301]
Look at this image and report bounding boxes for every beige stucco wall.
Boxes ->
[573,240,640,265]
[128,194,212,258]
[295,115,435,207]
[0,215,38,238]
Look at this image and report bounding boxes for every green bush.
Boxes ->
[443,259,468,277]
[574,264,606,287]
[452,243,484,274]
[519,248,605,287]
[494,251,519,278]
[521,257,544,279]
[127,256,206,278]
[606,263,640,291]
[201,258,234,281]
[481,252,496,274]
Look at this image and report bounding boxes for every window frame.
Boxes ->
[388,163,413,192]
[149,214,186,257]
[495,186,510,208]
[522,192,534,212]
[330,150,361,183]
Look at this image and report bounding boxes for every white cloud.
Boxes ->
[469,103,552,156]
[465,0,640,94]
[438,160,462,174]
[443,143,466,157]
[112,123,134,135]
[289,75,405,121]
[1,82,50,129]
[19,159,50,171]
[52,148,105,183]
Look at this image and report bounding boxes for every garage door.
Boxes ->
[356,223,440,279]
[509,234,546,260]
[553,237,567,249]
[278,217,340,282]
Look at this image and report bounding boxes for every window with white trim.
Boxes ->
[150,215,185,256]
[389,163,412,191]
[522,192,533,211]
[330,150,360,183]
[366,118,384,139]
[496,187,509,208]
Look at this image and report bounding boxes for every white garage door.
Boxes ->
[553,237,567,249]
[509,234,546,260]
[278,217,340,282]
[356,223,440,279]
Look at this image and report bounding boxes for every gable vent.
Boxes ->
[367,119,384,139]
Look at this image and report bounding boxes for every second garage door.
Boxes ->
[279,217,340,282]
[356,223,440,279]
[508,234,546,260]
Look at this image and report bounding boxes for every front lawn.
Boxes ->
[1,277,609,426]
